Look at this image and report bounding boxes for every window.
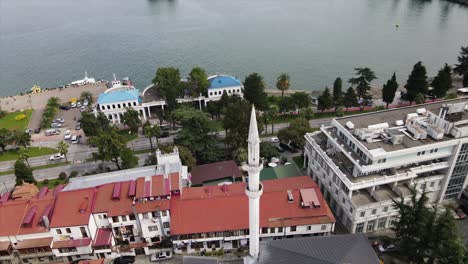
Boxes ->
[355,223,364,233]
[350,207,353,213]
[80,227,88,238]
[377,218,387,229]
[163,222,170,228]
[56,229,62,235]
[342,198,346,204]
[321,225,327,231]
[290,226,296,232]
[210,92,213,96]
[261,228,268,234]
[148,226,158,232]
[430,182,435,188]
[162,211,167,217]
[371,209,377,215]
[112,216,119,222]
[129,214,135,220]
[307,226,312,231]
[142,213,149,219]
[383,206,388,212]
[278,227,283,233]
[360,211,365,218]
[270,228,275,233]
[434,148,438,153]
[121,216,127,222]
[366,220,375,232]
[66,228,71,234]
[98,215,102,219]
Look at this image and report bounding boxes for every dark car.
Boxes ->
[59,105,71,110]
[160,131,170,138]
[34,127,41,134]
[113,256,135,264]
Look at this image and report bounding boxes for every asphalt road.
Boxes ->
[0,117,333,192]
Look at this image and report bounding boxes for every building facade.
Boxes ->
[304,99,468,233]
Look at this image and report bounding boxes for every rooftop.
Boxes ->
[50,188,95,228]
[190,160,242,186]
[97,88,139,104]
[93,181,134,217]
[208,75,242,89]
[258,234,379,264]
[170,176,335,235]
[336,98,468,151]
[260,164,302,181]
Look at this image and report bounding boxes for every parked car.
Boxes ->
[160,131,170,138]
[378,241,396,253]
[83,99,89,106]
[456,208,466,219]
[64,130,71,140]
[76,101,82,107]
[71,102,77,108]
[113,256,135,264]
[270,136,279,143]
[150,251,172,262]
[71,135,79,144]
[49,153,65,161]
[25,129,32,135]
[75,122,81,130]
[34,128,41,134]
[55,118,65,123]
[80,106,86,112]
[59,105,70,110]
[51,122,62,128]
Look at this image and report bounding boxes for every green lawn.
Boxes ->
[0,147,57,162]
[118,129,138,141]
[0,161,70,176]
[0,109,33,131]
[37,178,68,189]
[208,119,224,131]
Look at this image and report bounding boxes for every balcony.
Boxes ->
[409,161,449,174]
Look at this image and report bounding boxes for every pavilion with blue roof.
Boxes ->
[206,75,243,99]
[97,89,140,105]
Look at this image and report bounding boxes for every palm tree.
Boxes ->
[276,73,290,98]
[48,97,60,108]
[143,121,161,153]
[57,141,69,162]
[267,104,279,134]
[18,147,30,167]
[14,130,31,147]
[80,91,94,105]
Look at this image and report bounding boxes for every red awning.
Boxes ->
[93,228,112,247]
[0,192,10,203]
[112,182,121,200]
[23,206,38,225]
[128,180,136,197]
[51,238,91,249]
[37,187,48,198]
[164,178,170,195]
[144,180,151,197]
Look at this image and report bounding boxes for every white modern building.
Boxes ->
[206,75,243,99]
[304,99,468,234]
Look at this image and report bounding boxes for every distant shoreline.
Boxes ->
[446,0,468,5]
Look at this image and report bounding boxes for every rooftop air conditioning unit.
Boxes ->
[395,120,404,126]
[416,108,427,115]
[346,121,355,129]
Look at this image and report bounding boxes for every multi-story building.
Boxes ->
[0,186,63,264]
[304,99,468,233]
[206,75,243,100]
[170,176,335,254]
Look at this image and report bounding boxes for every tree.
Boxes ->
[277,117,311,149]
[14,159,35,185]
[159,144,197,170]
[405,61,429,104]
[80,91,93,105]
[57,141,69,162]
[90,129,128,170]
[47,97,60,108]
[173,107,220,164]
[18,147,30,167]
[189,67,209,96]
[454,46,468,76]
[266,104,279,134]
[302,107,315,121]
[382,73,399,108]
[153,67,182,112]
[348,67,377,100]
[415,93,425,104]
[278,96,295,113]
[431,64,452,98]
[332,77,343,110]
[96,112,111,131]
[317,87,332,112]
[392,188,467,264]
[121,148,138,169]
[464,70,468,87]
[243,73,268,110]
[0,128,13,152]
[343,87,358,110]
[233,147,248,164]
[223,99,253,149]
[143,121,161,153]
[260,142,279,161]
[276,73,290,98]
[290,92,311,110]
[122,107,142,133]
[81,112,100,137]
[14,130,31,147]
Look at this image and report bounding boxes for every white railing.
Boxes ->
[410,162,449,174]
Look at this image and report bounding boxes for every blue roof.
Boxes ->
[208,75,242,89]
[97,89,139,104]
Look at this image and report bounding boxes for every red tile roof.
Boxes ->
[78,260,104,264]
[190,160,241,185]
[93,182,133,217]
[93,228,112,247]
[14,237,52,249]
[50,188,95,228]
[51,237,91,249]
[152,176,164,197]
[134,199,170,213]
[170,176,335,235]
[170,173,180,192]
[136,178,145,198]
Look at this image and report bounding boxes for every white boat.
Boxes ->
[105,73,135,93]
[70,71,96,86]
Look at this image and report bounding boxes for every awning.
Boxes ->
[0,241,11,251]
[15,237,52,249]
[93,228,112,247]
[51,237,91,249]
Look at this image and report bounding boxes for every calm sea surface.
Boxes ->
[1,0,467,96]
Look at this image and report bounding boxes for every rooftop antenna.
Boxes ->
[113,73,117,81]
[84,71,88,79]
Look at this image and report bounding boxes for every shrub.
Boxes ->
[53,181,60,187]
[335,107,345,117]
[15,114,26,120]
[58,172,67,180]
[373,105,385,111]
[70,170,79,178]
[43,179,49,185]
[445,93,457,99]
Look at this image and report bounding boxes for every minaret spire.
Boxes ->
[243,106,263,261]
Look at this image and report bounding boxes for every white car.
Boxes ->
[49,153,65,161]
[150,251,172,262]
[55,118,65,123]
[71,102,77,108]
[80,106,86,112]
[64,130,71,140]
[270,137,279,143]
[76,101,82,107]
[83,99,89,106]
